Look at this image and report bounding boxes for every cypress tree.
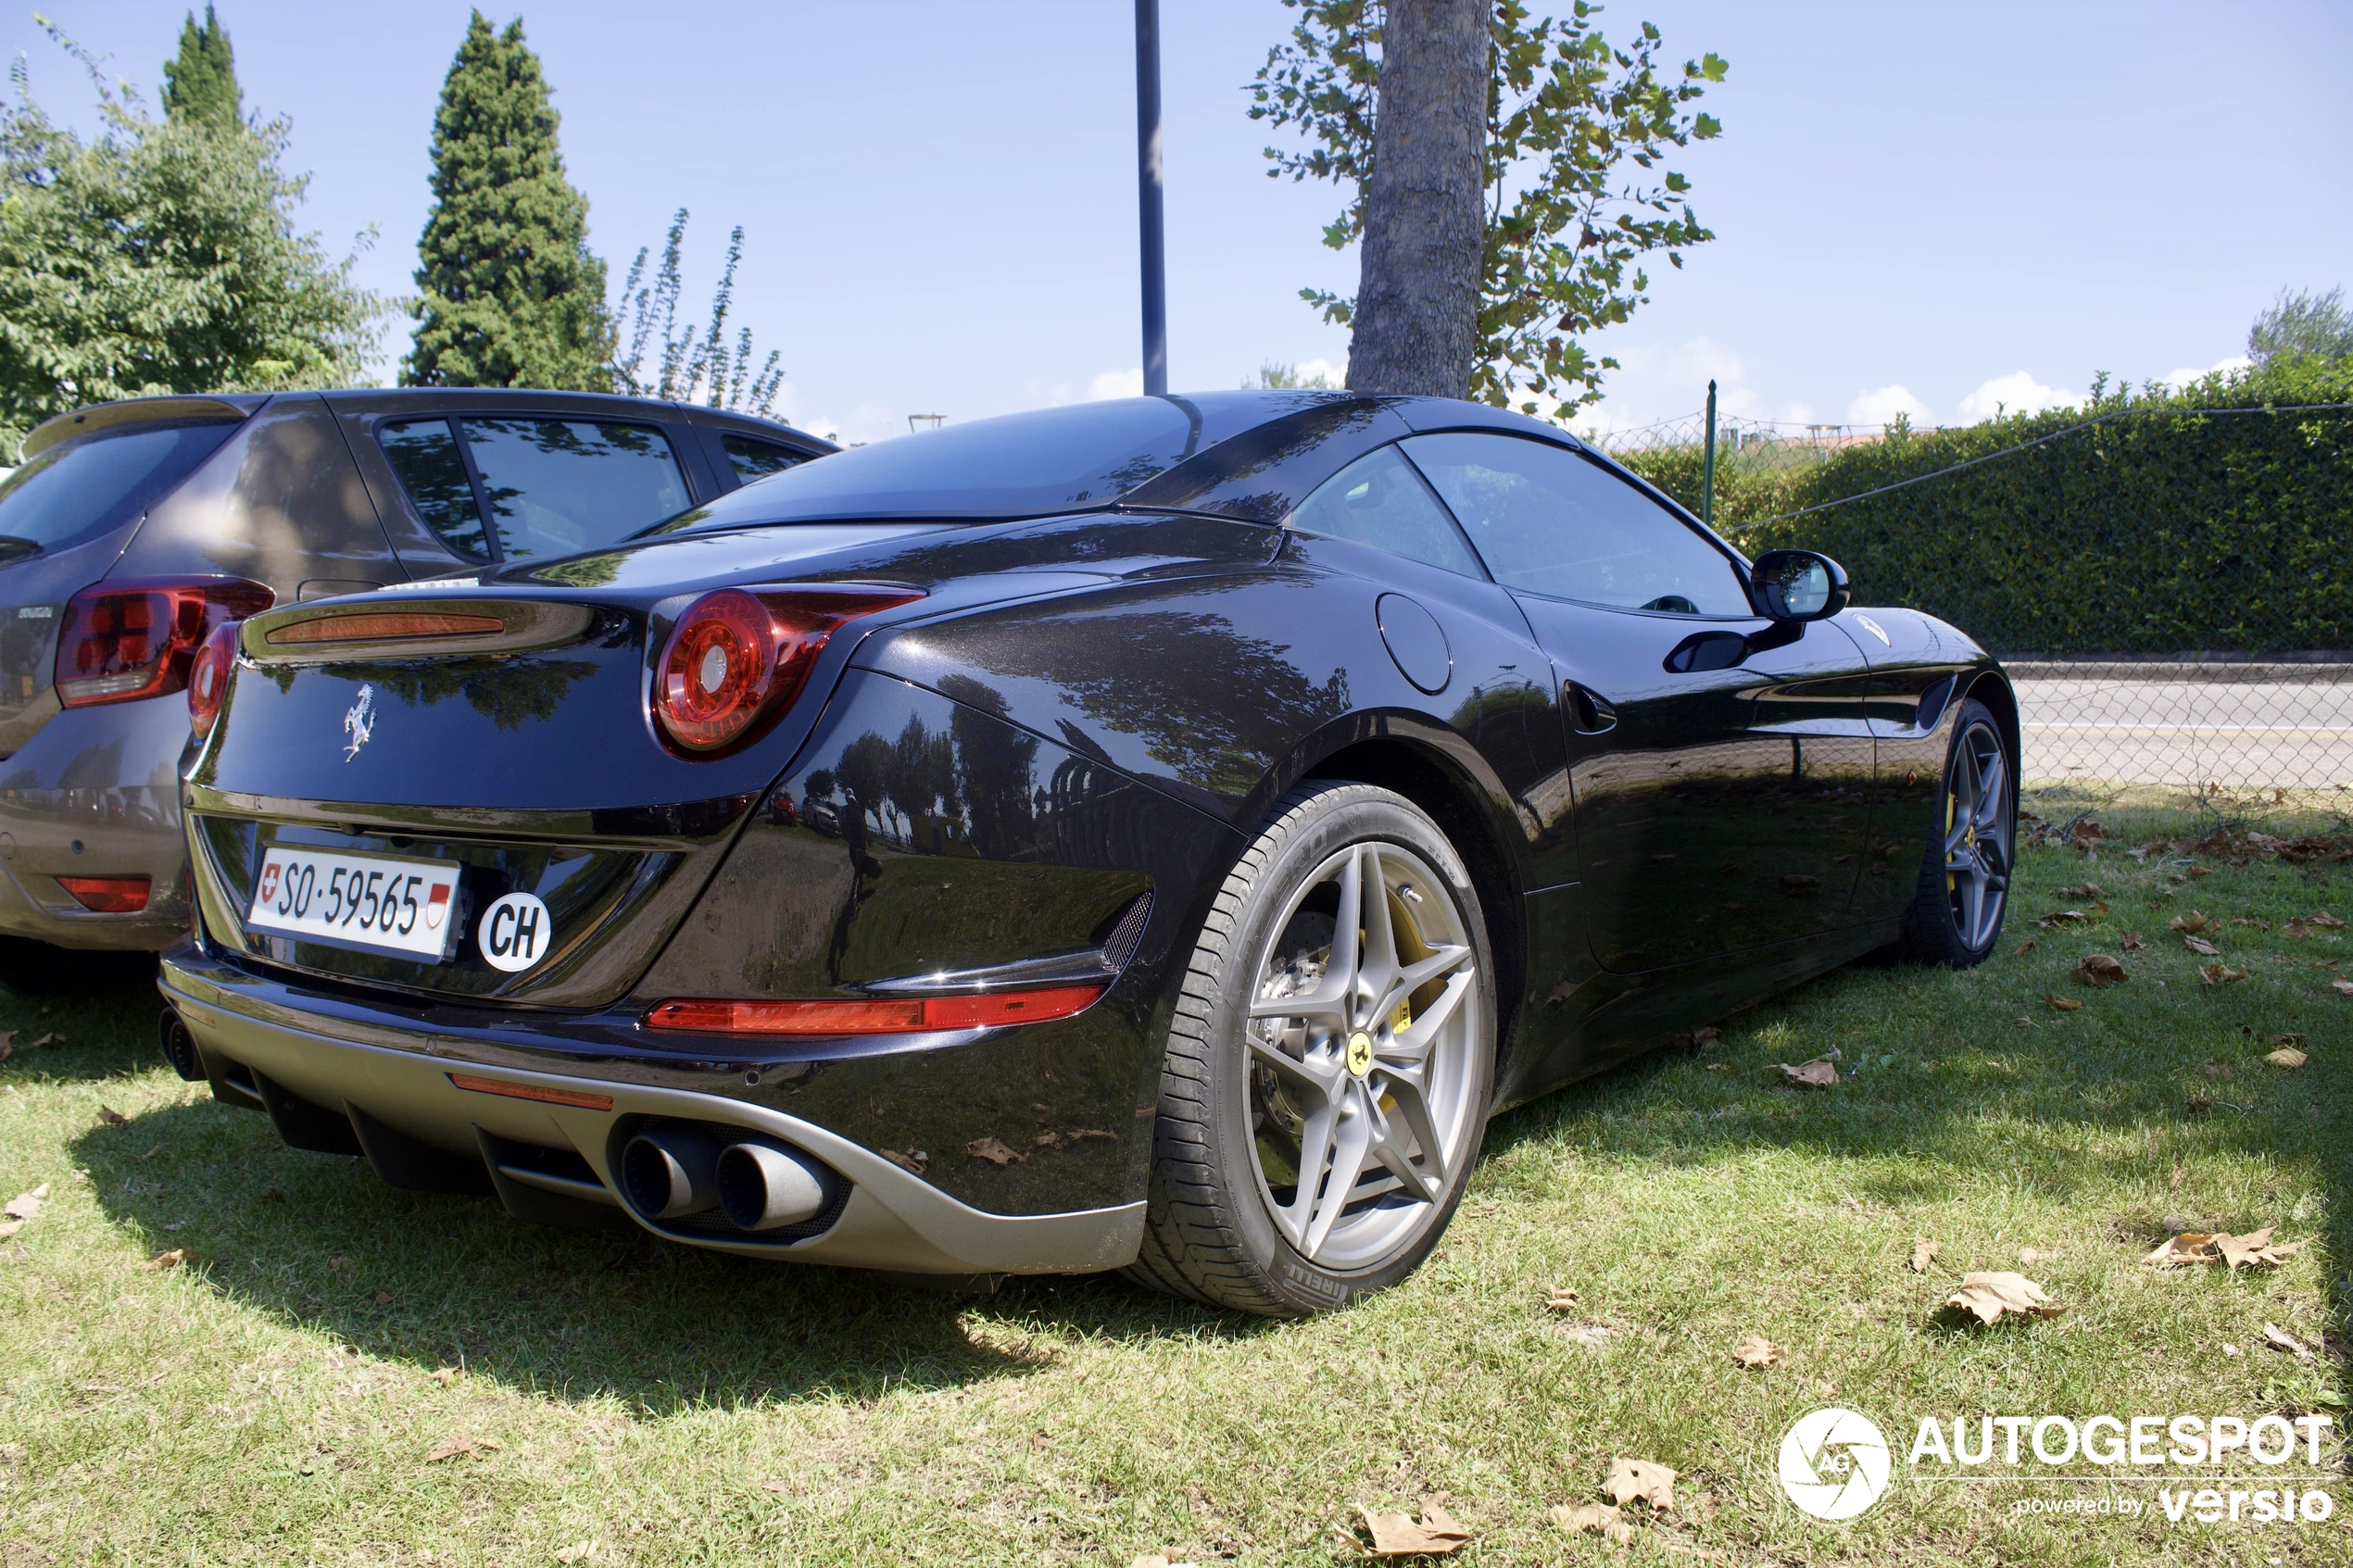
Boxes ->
[402,11,610,390]
[161,5,243,130]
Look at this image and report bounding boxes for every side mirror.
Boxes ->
[1748,550,1850,621]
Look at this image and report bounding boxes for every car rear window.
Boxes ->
[659,398,1205,530]
[375,416,689,564]
[0,422,240,556]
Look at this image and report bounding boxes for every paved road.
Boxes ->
[2009,669,2353,788]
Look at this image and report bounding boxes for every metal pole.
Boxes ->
[1701,379,1718,526]
[1135,0,1168,396]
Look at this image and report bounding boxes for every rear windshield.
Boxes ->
[655,398,1205,531]
[0,422,239,555]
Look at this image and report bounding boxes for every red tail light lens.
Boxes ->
[56,576,274,708]
[186,620,240,738]
[57,875,151,913]
[642,985,1105,1036]
[654,585,921,754]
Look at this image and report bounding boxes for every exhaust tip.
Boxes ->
[715,1139,832,1232]
[619,1126,721,1219]
[157,1008,206,1083]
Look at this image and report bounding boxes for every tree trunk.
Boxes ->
[1346,0,1488,400]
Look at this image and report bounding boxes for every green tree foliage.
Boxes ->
[161,5,242,129]
[2248,286,2352,368]
[1619,360,2353,653]
[1240,358,1338,389]
[612,208,786,417]
[404,11,610,391]
[0,25,387,452]
[1252,0,1725,417]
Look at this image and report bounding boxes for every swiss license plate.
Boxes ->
[245,845,462,961]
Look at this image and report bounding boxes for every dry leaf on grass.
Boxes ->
[428,1367,459,1386]
[1605,1458,1677,1512]
[4,1184,49,1223]
[2199,962,2247,986]
[1910,1237,1942,1273]
[1543,1285,1580,1311]
[2171,910,2213,935]
[142,1248,189,1271]
[2265,1047,2309,1068]
[1732,1335,1784,1368]
[2217,1227,2301,1269]
[2056,882,2101,898]
[2263,1324,2316,1361]
[1945,1272,2060,1325]
[2334,978,2353,997]
[2012,939,2036,955]
[2042,992,2082,1011]
[1361,1499,1472,1558]
[554,1544,597,1565]
[2120,931,2146,951]
[2075,954,2128,986]
[2036,909,2091,928]
[760,1478,792,1496]
[2182,935,2222,957]
[0,1221,18,1240]
[2307,910,2346,928]
[96,1105,129,1125]
[1549,1502,1632,1546]
[964,1137,1024,1166]
[2142,1234,2217,1267]
[1692,1025,1722,1050]
[879,1148,929,1175]
[424,1435,503,1463]
[1778,1057,1838,1087]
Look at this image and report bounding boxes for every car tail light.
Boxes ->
[56,576,274,708]
[186,621,239,738]
[57,875,150,913]
[654,585,921,754]
[641,984,1105,1036]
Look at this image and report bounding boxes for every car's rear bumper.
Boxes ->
[0,695,194,950]
[157,943,1145,1276]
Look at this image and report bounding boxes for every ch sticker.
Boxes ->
[477,892,553,972]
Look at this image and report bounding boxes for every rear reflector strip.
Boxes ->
[447,1073,615,1110]
[57,875,151,913]
[643,984,1106,1036]
[267,611,507,644]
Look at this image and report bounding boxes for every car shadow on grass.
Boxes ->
[69,1095,1265,1416]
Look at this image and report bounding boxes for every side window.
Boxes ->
[721,433,806,484]
[1402,433,1750,615]
[457,419,689,560]
[1285,445,1484,579]
[378,420,490,562]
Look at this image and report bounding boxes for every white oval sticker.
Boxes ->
[477,892,553,972]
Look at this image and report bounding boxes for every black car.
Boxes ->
[157,392,2017,1317]
[0,389,828,971]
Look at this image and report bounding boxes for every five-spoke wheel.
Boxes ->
[1900,697,2017,966]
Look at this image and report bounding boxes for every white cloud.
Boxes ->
[1293,357,1347,389]
[1569,336,1818,441]
[2151,354,2252,391]
[1846,384,1933,426]
[1088,367,1143,401]
[1957,370,2080,424]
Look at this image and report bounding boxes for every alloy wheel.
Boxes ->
[1943,718,2013,950]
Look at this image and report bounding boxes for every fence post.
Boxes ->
[1701,380,1718,526]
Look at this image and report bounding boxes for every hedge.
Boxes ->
[1617,360,2353,654]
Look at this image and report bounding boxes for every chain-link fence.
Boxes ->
[1585,405,2353,828]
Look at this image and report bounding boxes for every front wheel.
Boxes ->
[1895,697,2016,966]
[1126,783,1496,1317]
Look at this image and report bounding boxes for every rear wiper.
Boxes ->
[0,537,39,562]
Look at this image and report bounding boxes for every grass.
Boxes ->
[0,832,2347,1566]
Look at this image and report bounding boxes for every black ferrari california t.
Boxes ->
[158,391,2017,1316]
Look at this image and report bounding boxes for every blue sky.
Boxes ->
[10,1,2347,445]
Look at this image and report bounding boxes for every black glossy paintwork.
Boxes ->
[175,390,2012,1225]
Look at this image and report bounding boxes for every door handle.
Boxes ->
[1566,683,1617,735]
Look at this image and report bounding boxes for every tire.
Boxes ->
[1126,782,1497,1317]
[1895,697,2016,967]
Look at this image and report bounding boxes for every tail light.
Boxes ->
[186,621,240,738]
[642,985,1105,1036]
[56,576,274,708]
[57,875,150,913]
[654,585,921,754]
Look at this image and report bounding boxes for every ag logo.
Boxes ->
[477,892,553,973]
[1778,1407,1892,1520]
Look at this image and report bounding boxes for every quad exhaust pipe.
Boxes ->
[620,1120,833,1232]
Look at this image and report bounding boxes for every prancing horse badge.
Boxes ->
[342,684,375,761]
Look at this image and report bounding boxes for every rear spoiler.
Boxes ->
[21,395,266,461]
